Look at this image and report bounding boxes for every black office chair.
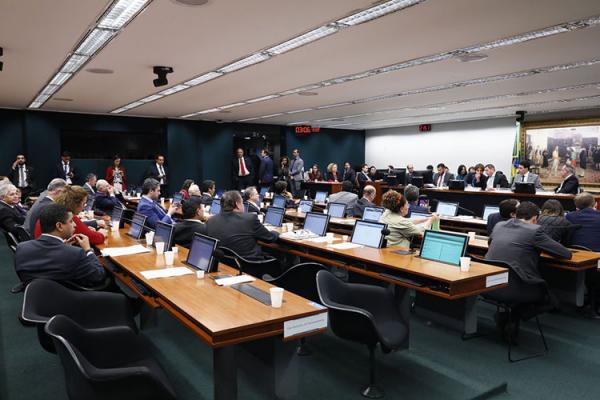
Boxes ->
[474,257,549,363]
[22,279,137,353]
[2,229,18,253]
[316,270,408,398]
[14,225,32,242]
[218,246,281,277]
[45,315,176,400]
[263,262,327,355]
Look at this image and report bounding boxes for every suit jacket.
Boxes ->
[8,164,35,189]
[94,192,122,214]
[136,196,173,229]
[289,157,304,182]
[198,193,213,206]
[328,191,358,215]
[351,197,375,218]
[83,183,95,211]
[486,213,507,236]
[342,168,357,184]
[24,196,53,234]
[54,162,79,184]
[232,156,254,180]
[554,175,579,194]
[145,163,168,184]
[566,208,600,251]
[325,171,342,182]
[537,215,574,246]
[247,201,261,214]
[486,219,571,284]
[173,219,207,249]
[205,211,278,260]
[511,172,543,190]
[432,172,454,187]
[357,171,371,186]
[0,201,26,235]
[483,173,510,189]
[258,156,274,184]
[15,235,106,287]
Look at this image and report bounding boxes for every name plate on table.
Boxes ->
[284,312,328,338]
[486,272,509,287]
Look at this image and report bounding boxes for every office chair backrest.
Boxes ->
[14,225,31,242]
[2,230,18,253]
[570,244,593,251]
[22,279,83,324]
[218,246,280,277]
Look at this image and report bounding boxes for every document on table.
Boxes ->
[140,267,194,280]
[101,245,151,257]
[215,274,256,286]
[328,242,363,250]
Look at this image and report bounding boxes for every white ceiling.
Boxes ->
[1,0,600,130]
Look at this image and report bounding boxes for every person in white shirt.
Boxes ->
[483,164,509,190]
[145,154,169,195]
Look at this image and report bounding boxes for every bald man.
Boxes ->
[352,185,376,218]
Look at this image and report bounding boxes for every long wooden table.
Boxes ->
[98,229,327,400]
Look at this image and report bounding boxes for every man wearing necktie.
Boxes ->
[432,163,452,188]
[136,178,179,229]
[232,148,254,190]
[144,154,169,195]
[9,154,35,200]
[54,151,78,185]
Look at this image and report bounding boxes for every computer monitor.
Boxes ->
[272,194,286,209]
[436,201,459,216]
[315,191,328,203]
[327,202,346,218]
[482,205,500,221]
[127,213,147,239]
[351,220,387,248]
[362,206,384,222]
[264,206,285,227]
[153,222,174,249]
[419,230,468,266]
[184,233,219,272]
[514,182,536,194]
[209,198,221,215]
[303,212,330,236]
[259,186,269,197]
[298,199,313,213]
[414,170,433,184]
[172,193,183,206]
[385,168,406,186]
[448,180,465,190]
[410,176,424,188]
[111,206,124,224]
[409,211,432,220]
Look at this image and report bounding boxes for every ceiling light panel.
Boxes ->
[184,71,223,86]
[74,28,115,56]
[218,52,271,73]
[61,54,89,73]
[98,0,150,30]
[265,25,339,55]
[337,0,424,26]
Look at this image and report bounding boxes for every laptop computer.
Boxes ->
[259,186,269,197]
[127,213,147,239]
[482,205,500,221]
[271,194,286,209]
[183,233,219,272]
[298,199,313,213]
[111,206,124,227]
[303,212,330,237]
[153,221,174,249]
[362,206,384,222]
[327,202,346,218]
[419,230,468,266]
[436,201,459,216]
[264,206,285,227]
[315,191,328,203]
[351,220,387,248]
[514,182,536,194]
[209,198,221,215]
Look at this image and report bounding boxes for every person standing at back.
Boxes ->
[145,154,168,195]
[55,151,79,185]
[8,154,35,200]
[105,155,126,194]
[232,148,254,190]
[289,149,304,197]
[258,148,274,188]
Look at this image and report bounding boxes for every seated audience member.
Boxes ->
[483,164,509,189]
[537,200,574,246]
[308,164,323,182]
[325,163,342,182]
[14,188,28,216]
[342,162,356,184]
[179,179,194,201]
[487,199,519,236]
[105,155,126,193]
[0,184,26,235]
[82,173,97,211]
[485,202,571,325]
[15,204,107,287]
[328,180,358,215]
[380,190,437,248]
[34,186,107,245]
[188,183,201,198]
[243,186,261,213]
[367,166,380,181]
[352,185,376,218]
[173,197,207,248]
[511,160,543,190]
[273,180,295,207]
[469,164,486,188]
[137,179,180,229]
[94,179,123,214]
[566,192,600,251]
[200,180,216,205]
[24,178,67,234]
[404,184,429,217]
[205,191,278,260]
[456,165,468,181]
[555,164,579,194]
[432,163,454,187]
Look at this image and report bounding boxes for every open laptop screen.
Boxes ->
[272,195,286,209]
[127,213,146,239]
[482,205,500,221]
[298,200,313,213]
[436,201,458,216]
[153,222,174,249]
[304,212,329,236]
[327,202,346,218]
[419,230,468,266]
[315,191,327,203]
[209,198,221,215]
[185,233,219,272]
[362,206,384,222]
[264,207,285,227]
[351,220,386,248]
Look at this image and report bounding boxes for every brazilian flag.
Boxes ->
[511,121,521,177]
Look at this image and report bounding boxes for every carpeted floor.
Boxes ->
[2,236,600,400]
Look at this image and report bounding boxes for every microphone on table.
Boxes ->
[456,205,476,216]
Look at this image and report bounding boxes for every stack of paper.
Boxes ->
[140,267,194,280]
[101,245,151,257]
[215,275,256,286]
[328,242,363,250]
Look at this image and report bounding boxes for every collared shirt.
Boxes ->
[436,173,446,187]
[237,157,249,176]
[18,164,28,187]
[41,233,65,243]
[522,172,529,182]
[184,219,204,224]
[486,173,496,189]
[156,163,166,184]
[62,161,72,184]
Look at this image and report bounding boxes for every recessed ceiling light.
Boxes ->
[86,68,114,74]
[455,52,489,63]
[298,91,318,96]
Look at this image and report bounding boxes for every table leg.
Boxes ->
[214,346,237,400]
[414,293,478,336]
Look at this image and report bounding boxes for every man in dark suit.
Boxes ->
[82,173,97,211]
[351,185,376,218]
[232,148,254,190]
[199,180,216,205]
[94,179,123,214]
[145,154,168,195]
[243,186,262,213]
[566,192,600,251]
[173,197,207,248]
[136,178,179,229]
[342,162,357,185]
[555,164,579,194]
[24,178,67,234]
[8,154,35,199]
[205,191,278,260]
[483,164,509,190]
[54,151,79,185]
[432,163,454,187]
[404,184,429,217]
[15,203,106,287]
[486,198,519,236]
[258,149,273,188]
[0,184,26,235]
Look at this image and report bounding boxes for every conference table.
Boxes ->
[304,180,384,205]
[97,229,327,400]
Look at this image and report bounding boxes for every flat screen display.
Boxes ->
[185,233,218,272]
[362,207,384,222]
[264,207,284,227]
[419,230,468,266]
[327,202,346,218]
[436,202,458,216]
[351,220,386,248]
[304,212,329,236]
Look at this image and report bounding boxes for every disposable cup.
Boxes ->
[460,257,471,272]
[164,251,174,266]
[196,270,205,279]
[270,287,284,308]
[145,232,154,246]
[155,241,165,254]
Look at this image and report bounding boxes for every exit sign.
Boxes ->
[295,126,321,135]
[419,124,431,132]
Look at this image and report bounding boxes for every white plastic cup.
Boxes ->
[460,257,471,272]
[164,251,174,266]
[342,235,348,241]
[196,270,205,279]
[286,222,294,232]
[323,209,327,214]
[172,246,178,255]
[155,241,165,254]
[160,197,165,206]
[111,223,120,232]
[145,232,155,246]
[326,232,334,243]
[258,214,264,223]
[260,202,265,208]
[468,232,476,242]
[136,192,141,197]
[270,287,284,308]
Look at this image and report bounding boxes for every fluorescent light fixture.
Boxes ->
[286,108,314,114]
[317,102,352,110]
[139,94,163,103]
[48,72,72,87]
[61,54,89,73]
[266,25,338,55]
[74,28,115,56]
[98,0,150,30]
[259,113,284,119]
[218,53,270,73]
[279,85,323,96]
[196,108,221,114]
[238,117,262,122]
[219,102,246,110]
[246,94,280,104]
[337,0,423,26]
[184,71,223,86]
[158,84,190,96]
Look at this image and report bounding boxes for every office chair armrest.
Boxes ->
[61,277,112,292]
[72,326,148,366]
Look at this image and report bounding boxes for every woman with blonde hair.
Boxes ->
[380,190,437,248]
[325,163,341,182]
